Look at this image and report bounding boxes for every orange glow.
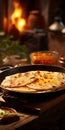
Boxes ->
[17,19,26,32]
[10,1,26,32]
[3,17,8,32]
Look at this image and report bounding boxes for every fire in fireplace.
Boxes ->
[0,0,48,52]
[3,0,27,35]
[2,0,47,35]
[10,0,26,33]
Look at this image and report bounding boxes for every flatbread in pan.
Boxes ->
[1,70,65,93]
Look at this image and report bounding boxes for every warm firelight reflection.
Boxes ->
[11,1,26,32]
[3,17,8,32]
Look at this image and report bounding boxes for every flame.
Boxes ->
[10,1,26,32]
[17,19,26,32]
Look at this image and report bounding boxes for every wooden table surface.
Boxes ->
[0,90,65,130]
[0,96,38,130]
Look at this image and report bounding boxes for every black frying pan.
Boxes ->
[0,64,65,102]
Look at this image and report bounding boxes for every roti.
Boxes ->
[1,70,65,92]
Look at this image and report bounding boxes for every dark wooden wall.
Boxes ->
[0,0,3,30]
[48,0,65,25]
[20,0,41,18]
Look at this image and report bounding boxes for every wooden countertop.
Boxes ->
[0,96,38,130]
[0,90,65,130]
[0,113,38,130]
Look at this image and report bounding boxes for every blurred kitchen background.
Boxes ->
[0,0,65,66]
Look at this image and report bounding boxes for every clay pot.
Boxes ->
[26,10,46,30]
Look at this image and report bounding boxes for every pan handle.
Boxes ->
[0,66,13,73]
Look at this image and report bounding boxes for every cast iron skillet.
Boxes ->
[0,64,65,101]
